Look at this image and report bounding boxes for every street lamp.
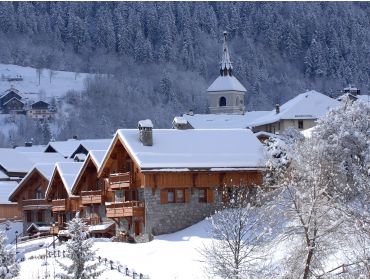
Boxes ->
[52,222,56,257]
[15,230,18,254]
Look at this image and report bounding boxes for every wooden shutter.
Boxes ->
[160,189,168,204]
[184,189,190,203]
[207,188,214,203]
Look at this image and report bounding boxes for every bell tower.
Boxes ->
[207,31,246,115]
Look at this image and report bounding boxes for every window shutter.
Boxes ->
[207,188,214,203]
[185,189,190,203]
[160,189,168,204]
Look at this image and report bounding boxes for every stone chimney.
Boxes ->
[275,104,280,114]
[138,119,153,146]
[72,135,78,140]
[187,110,194,116]
[172,116,191,130]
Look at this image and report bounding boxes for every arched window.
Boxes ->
[219,96,226,107]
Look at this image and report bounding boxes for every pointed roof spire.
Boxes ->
[220,31,233,76]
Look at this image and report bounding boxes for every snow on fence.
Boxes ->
[27,249,150,279]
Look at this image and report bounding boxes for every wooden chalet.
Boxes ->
[97,120,265,240]
[0,181,21,222]
[71,150,115,238]
[0,87,22,109]
[8,164,55,234]
[27,101,53,119]
[45,162,83,234]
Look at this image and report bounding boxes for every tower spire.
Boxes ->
[220,31,233,76]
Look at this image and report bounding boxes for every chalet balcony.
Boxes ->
[51,199,66,212]
[22,199,51,210]
[81,190,103,205]
[109,172,131,189]
[82,216,100,226]
[106,201,144,218]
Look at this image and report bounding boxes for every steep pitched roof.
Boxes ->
[104,129,266,171]
[46,162,83,197]
[71,150,107,194]
[44,139,81,158]
[8,163,56,201]
[0,149,34,174]
[70,139,111,158]
[207,75,247,92]
[3,97,24,106]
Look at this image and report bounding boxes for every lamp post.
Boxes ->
[15,230,18,254]
[52,222,56,257]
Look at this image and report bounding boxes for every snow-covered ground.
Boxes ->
[0,63,92,101]
[0,220,22,244]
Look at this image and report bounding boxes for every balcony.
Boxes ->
[109,172,131,189]
[22,199,51,210]
[106,201,144,218]
[81,190,103,205]
[52,199,66,212]
[82,216,100,226]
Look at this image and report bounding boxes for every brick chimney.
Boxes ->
[138,119,153,146]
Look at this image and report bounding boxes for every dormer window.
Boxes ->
[219,96,226,107]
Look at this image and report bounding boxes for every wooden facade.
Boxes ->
[8,168,52,233]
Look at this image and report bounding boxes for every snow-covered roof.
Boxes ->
[247,90,340,127]
[15,145,46,153]
[22,152,68,165]
[90,150,107,168]
[77,139,112,153]
[182,111,271,129]
[173,116,188,125]
[44,139,81,158]
[0,170,9,180]
[0,181,18,204]
[71,150,107,194]
[46,162,84,197]
[8,163,58,201]
[26,223,51,233]
[138,119,153,128]
[207,75,246,92]
[3,97,24,105]
[112,129,266,170]
[73,153,87,162]
[89,222,115,233]
[0,149,34,173]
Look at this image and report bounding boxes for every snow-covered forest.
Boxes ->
[0,2,369,144]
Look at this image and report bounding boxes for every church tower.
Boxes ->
[207,31,246,115]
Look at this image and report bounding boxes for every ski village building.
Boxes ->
[1,32,351,243]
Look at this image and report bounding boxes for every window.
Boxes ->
[298,120,304,129]
[35,187,43,199]
[167,189,175,203]
[199,188,207,203]
[236,96,240,106]
[176,189,185,203]
[219,96,226,107]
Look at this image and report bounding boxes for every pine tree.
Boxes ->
[0,230,19,279]
[56,213,103,279]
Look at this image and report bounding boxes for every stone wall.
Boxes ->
[143,187,222,235]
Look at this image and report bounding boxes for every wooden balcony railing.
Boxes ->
[106,201,144,218]
[51,199,66,212]
[82,216,100,226]
[81,190,103,205]
[109,172,131,189]
[22,199,51,210]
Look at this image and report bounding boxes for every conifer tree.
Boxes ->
[56,213,103,279]
[0,230,19,279]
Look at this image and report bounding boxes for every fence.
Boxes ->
[26,248,149,279]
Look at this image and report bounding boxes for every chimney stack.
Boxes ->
[138,119,153,146]
[172,116,190,130]
[275,104,280,114]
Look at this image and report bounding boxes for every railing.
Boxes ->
[106,201,144,218]
[82,216,100,226]
[109,172,131,189]
[22,199,50,209]
[51,199,66,212]
[81,190,103,205]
